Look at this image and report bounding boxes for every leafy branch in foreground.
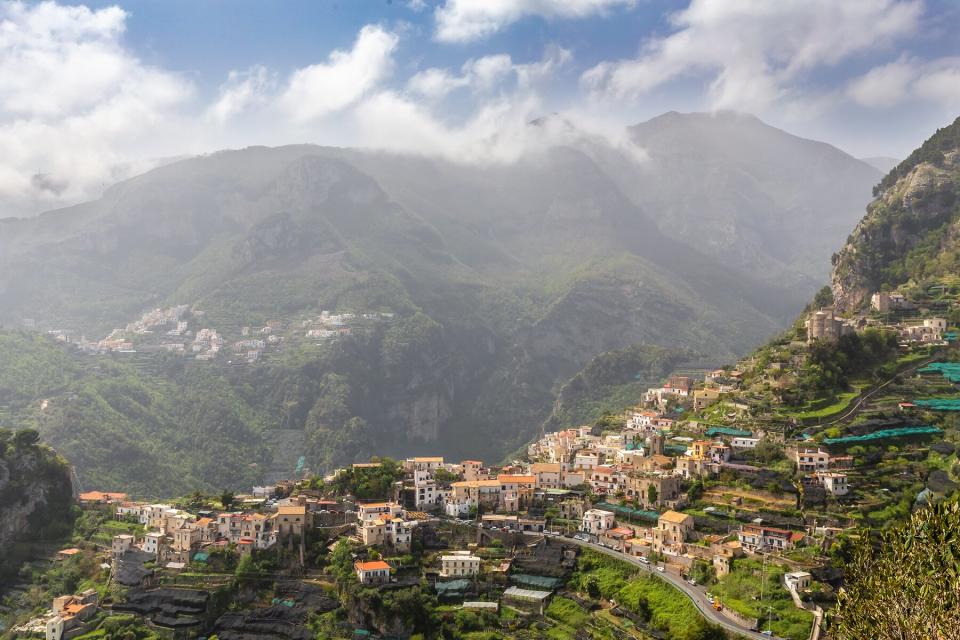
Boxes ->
[833,497,960,640]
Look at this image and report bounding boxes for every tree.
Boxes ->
[329,539,356,586]
[687,480,705,501]
[219,490,235,510]
[647,485,658,506]
[13,428,40,448]
[833,497,960,639]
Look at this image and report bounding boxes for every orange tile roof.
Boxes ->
[497,474,536,483]
[277,505,306,515]
[659,510,693,524]
[58,548,81,556]
[355,560,391,571]
[79,490,128,502]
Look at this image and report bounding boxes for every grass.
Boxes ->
[570,550,721,639]
[546,597,590,628]
[782,388,862,420]
[716,558,813,640]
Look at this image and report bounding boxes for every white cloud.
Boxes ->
[849,56,960,109]
[434,0,635,43]
[0,1,193,217]
[206,65,275,125]
[278,25,398,124]
[407,0,429,12]
[406,46,571,99]
[582,0,923,114]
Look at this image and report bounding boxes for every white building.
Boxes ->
[440,552,481,578]
[817,471,849,496]
[582,509,615,536]
[143,532,163,556]
[355,560,391,585]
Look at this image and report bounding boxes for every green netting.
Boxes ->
[704,427,752,437]
[824,426,943,445]
[593,502,659,521]
[510,574,562,589]
[914,398,960,410]
[945,332,958,342]
[917,362,960,382]
[435,579,471,596]
[664,445,688,455]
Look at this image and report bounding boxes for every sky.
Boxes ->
[1,0,959,218]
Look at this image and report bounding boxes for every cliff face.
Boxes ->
[0,431,74,576]
[831,117,960,312]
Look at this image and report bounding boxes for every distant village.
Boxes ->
[34,305,398,364]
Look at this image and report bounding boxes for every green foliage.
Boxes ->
[801,329,898,395]
[316,458,405,500]
[835,497,960,639]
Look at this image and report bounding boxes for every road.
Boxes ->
[525,532,772,640]
[813,350,943,429]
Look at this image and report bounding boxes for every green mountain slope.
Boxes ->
[0,116,883,493]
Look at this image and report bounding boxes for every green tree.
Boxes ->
[647,484,658,505]
[834,497,960,639]
[220,490,235,510]
[330,539,356,586]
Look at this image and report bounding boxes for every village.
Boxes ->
[34,305,399,364]
[8,285,960,640]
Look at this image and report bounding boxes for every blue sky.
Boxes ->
[0,0,958,216]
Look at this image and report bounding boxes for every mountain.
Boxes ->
[0,114,884,494]
[860,156,901,173]
[612,111,882,288]
[832,116,960,311]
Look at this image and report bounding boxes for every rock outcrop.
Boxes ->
[831,118,960,312]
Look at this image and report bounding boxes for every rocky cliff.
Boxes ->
[0,429,74,578]
[831,117,960,312]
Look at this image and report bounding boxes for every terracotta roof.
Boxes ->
[355,560,391,571]
[659,510,693,524]
[277,505,305,516]
[497,474,536,483]
[58,548,81,556]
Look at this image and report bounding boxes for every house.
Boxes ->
[406,456,444,473]
[587,466,622,495]
[785,571,812,591]
[574,450,601,471]
[276,505,307,538]
[624,473,681,509]
[531,462,563,489]
[692,388,722,411]
[361,517,415,552]
[441,552,481,577]
[461,460,485,481]
[582,509,615,536]
[357,501,404,523]
[497,474,536,511]
[599,527,634,551]
[78,491,128,504]
[817,471,849,496]
[738,524,803,552]
[112,534,134,556]
[790,447,831,472]
[143,532,164,556]
[653,510,694,553]
[355,560,391,585]
[56,548,81,560]
[446,479,501,516]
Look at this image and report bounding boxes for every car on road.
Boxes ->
[656,566,665,573]
[687,578,697,586]
[638,557,650,564]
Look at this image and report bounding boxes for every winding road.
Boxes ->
[525,532,773,639]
